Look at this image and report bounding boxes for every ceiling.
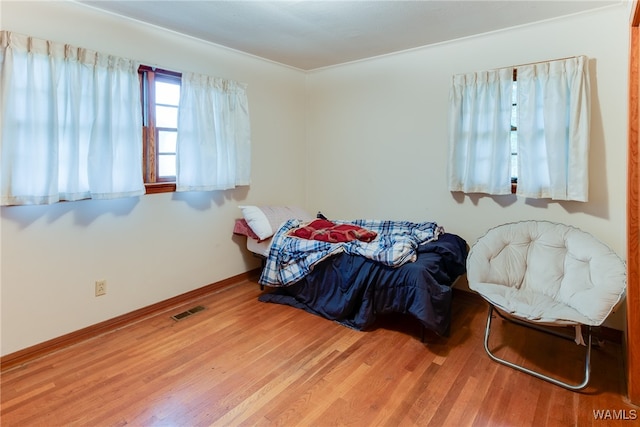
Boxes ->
[79,0,619,71]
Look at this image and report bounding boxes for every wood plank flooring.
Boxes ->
[1,279,637,426]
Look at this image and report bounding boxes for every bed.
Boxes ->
[234,206,468,337]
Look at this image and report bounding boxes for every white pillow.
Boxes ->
[239,205,314,240]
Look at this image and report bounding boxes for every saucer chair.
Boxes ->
[467,221,626,390]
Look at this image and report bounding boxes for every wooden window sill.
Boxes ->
[145,182,176,194]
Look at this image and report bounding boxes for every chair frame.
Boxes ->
[483,305,592,391]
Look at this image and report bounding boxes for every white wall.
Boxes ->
[0,2,630,356]
[0,1,308,356]
[305,5,629,328]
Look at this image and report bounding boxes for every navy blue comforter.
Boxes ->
[258,233,468,336]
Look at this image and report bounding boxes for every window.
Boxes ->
[1,31,250,205]
[139,66,181,193]
[448,56,590,201]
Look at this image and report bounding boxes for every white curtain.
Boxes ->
[516,56,590,201]
[176,72,251,192]
[448,68,514,195]
[0,31,145,206]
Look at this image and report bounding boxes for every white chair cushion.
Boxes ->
[470,282,592,325]
[467,221,626,326]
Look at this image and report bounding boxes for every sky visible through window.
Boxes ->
[155,80,180,177]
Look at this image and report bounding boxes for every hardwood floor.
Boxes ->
[1,279,637,426]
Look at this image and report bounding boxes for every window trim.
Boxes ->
[511,69,518,194]
[144,182,177,194]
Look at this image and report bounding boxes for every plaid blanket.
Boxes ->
[259,219,443,287]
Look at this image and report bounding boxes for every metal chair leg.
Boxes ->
[483,305,592,391]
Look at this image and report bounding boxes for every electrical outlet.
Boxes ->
[95,280,107,297]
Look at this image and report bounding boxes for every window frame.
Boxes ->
[139,65,181,194]
[511,69,518,194]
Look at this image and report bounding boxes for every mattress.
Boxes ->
[246,237,272,258]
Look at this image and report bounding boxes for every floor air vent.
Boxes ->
[171,305,205,321]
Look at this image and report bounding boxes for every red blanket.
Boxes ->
[233,218,260,240]
[289,219,378,243]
